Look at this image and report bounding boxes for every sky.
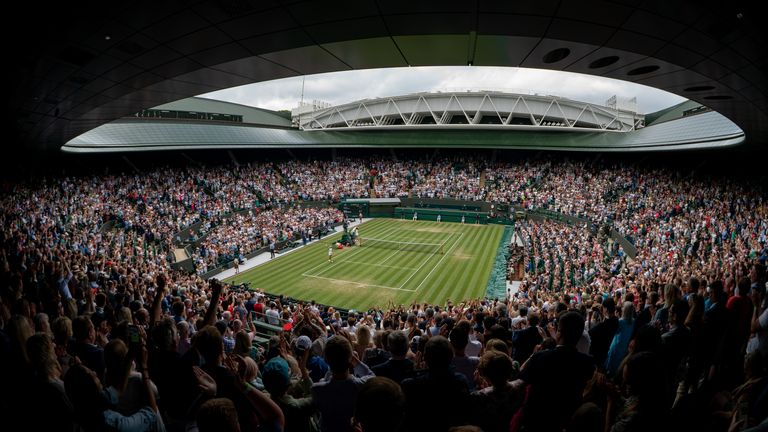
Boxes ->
[201,66,687,114]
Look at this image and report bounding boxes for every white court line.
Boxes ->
[396,233,454,290]
[377,247,402,265]
[412,232,465,292]
[301,273,415,292]
[301,220,390,277]
[341,260,420,270]
[308,222,403,278]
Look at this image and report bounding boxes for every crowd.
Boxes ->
[1,155,768,431]
[193,207,344,274]
[515,220,625,293]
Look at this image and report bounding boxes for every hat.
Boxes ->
[410,335,421,347]
[262,357,290,389]
[294,335,311,351]
[312,338,325,357]
[282,322,293,332]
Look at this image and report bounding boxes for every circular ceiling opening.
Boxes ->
[684,85,716,92]
[542,48,571,64]
[627,65,660,76]
[588,56,620,69]
[703,95,733,100]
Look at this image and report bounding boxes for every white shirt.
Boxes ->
[466,333,482,357]
[265,308,280,326]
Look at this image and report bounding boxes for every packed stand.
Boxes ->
[193,207,344,274]
[1,156,768,432]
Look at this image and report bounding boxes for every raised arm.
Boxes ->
[149,274,166,326]
[201,279,224,329]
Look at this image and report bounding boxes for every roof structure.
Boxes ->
[63,106,742,152]
[7,0,767,153]
[294,91,644,132]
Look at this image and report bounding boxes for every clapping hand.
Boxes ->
[192,366,217,396]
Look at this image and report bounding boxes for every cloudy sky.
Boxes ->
[201,66,686,114]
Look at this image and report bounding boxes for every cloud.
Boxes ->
[201,66,686,114]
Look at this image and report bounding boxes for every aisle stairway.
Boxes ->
[173,248,189,262]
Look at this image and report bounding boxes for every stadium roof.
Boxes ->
[293,91,645,132]
[63,107,742,152]
[152,97,291,127]
[6,1,767,153]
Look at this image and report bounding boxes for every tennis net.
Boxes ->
[358,237,445,254]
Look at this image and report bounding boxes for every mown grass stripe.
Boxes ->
[226,219,503,310]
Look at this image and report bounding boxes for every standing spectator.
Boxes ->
[470,350,524,432]
[196,326,285,432]
[661,299,690,403]
[401,336,470,431]
[588,298,619,372]
[72,316,106,383]
[266,302,281,326]
[351,377,405,432]
[371,331,415,385]
[607,353,668,431]
[263,354,318,432]
[515,311,595,432]
[312,336,374,432]
[24,332,75,431]
[450,327,481,391]
[605,303,635,377]
[512,313,544,364]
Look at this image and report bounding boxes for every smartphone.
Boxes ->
[128,324,141,350]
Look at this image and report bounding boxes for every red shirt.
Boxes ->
[726,294,753,344]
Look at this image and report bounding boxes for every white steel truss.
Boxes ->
[295,92,643,132]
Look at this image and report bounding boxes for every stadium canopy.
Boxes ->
[62,96,743,152]
[7,1,767,153]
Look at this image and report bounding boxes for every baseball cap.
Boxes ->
[294,335,312,351]
[262,357,291,390]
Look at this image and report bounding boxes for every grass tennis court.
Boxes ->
[224,218,504,310]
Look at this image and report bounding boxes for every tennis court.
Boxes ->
[301,227,462,292]
[225,218,504,310]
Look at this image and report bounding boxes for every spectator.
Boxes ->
[371,331,415,385]
[450,327,481,391]
[401,336,471,431]
[470,350,524,432]
[312,336,373,432]
[515,311,595,432]
[588,298,619,372]
[351,377,405,432]
[605,302,635,377]
[263,355,318,432]
[196,398,240,432]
